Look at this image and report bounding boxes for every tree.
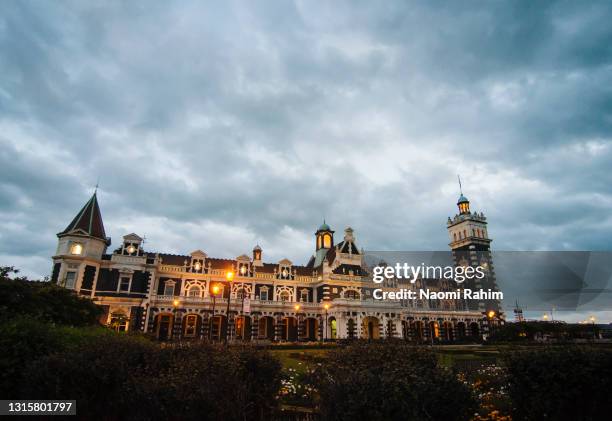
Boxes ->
[0,266,101,326]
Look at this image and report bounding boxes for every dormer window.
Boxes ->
[70,243,83,255]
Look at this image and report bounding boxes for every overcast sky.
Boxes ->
[1,0,612,296]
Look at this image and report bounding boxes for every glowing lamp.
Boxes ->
[226,271,234,281]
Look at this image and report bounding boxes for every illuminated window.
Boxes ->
[70,243,83,255]
[323,234,332,248]
[184,315,198,337]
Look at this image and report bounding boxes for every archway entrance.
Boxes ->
[258,316,275,340]
[456,322,467,339]
[235,315,252,340]
[156,313,173,340]
[282,316,298,341]
[442,321,454,341]
[362,316,380,339]
[209,315,227,341]
[303,318,318,341]
[329,317,337,340]
[470,322,480,337]
[412,321,424,341]
[181,314,202,339]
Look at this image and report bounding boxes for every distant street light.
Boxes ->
[224,271,234,344]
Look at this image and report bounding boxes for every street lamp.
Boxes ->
[543,313,549,321]
[224,270,234,344]
[323,303,330,341]
[173,299,179,341]
[589,316,596,340]
[210,284,220,341]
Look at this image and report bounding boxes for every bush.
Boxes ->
[0,267,101,326]
[313,340,476,421]
[503,346,612,421]
[20,339,282,421]
[0,316,115,397]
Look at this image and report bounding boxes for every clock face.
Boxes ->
[282,269,288,277]
[240,265,247,275]
[194,262,201,271]
[127,244,136,254]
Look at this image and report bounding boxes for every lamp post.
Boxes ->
[173,299,179,341]
[294,304,300,341]
[323,303,330,342]
[210,284,220,341]
[543,313,549,321]
[486,310,496,338]
[224,270,234,344]
[590,316,596,340]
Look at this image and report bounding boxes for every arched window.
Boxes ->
[279,291,292,302]
[323,234,332,248]
[453,233,457,241]
[188,286,201,297]
[344,290,360,300]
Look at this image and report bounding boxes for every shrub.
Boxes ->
[313,340,476,421]
[503,346,612,421]
[20,340,282,421]
[0,316,115,397]
[0,267,101,326]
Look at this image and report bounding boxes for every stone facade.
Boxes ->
[51,191,501,341]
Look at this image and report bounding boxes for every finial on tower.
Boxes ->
[456,175,470,214]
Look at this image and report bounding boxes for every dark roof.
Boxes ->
[332,264,367,276]
[58,192,108,242]
[336,240,360,254]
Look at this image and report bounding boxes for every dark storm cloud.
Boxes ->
[1,0,612,280]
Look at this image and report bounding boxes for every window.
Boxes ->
[323,234,332,248]
[453,233,457,241]
[70,243,83,255]
[110,312,128,332]
[279,291,291,302]
[344,290,360,300]
[236,288,246,300]
[64,271,77,289]
[184,315,198,337]
[164,283,175,296]
[188,286,201,297]
[260,288,269,301]
[119,277,131,292]
[300,289,309,302]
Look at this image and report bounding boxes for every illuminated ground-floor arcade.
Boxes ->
[136,300,497,342]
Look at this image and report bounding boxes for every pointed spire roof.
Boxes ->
[58,192,108,243]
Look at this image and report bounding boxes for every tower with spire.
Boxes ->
[51,191,111,290]
[447,177,501,315]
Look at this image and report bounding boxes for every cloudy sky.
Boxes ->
[1,0,612,303]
